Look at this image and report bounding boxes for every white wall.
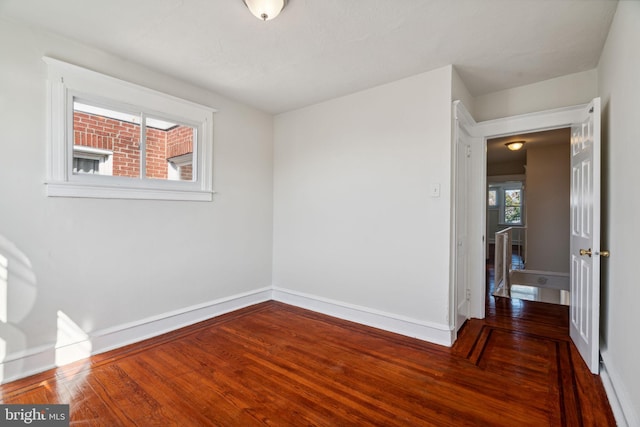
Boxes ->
[0,19,273,381]
[597,1,640,425]
[474,69,598,122]
[525,142,570,273]
[273,66,454,339]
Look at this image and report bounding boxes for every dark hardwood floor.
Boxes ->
[1,276,615,425]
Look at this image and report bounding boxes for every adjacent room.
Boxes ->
[487,128,571,305]
[0,0,638,425]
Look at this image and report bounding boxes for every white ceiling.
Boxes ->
[0,0,618,114]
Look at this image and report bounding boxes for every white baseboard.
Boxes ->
[0,344,57,386]
[600,349,639,427]
[89,287,271,355]
[0,287,272,384]
[272,287,454,346]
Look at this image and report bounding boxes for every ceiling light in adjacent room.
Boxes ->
[243,0,288,21]
[506,141,525,151]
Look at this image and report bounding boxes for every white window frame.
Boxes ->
[502,185,523,225]
[487,176,525,226]
[44,57,215,201]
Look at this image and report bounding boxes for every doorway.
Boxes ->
[486,128,571,305]
[452,98,603,373]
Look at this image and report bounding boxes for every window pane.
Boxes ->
[505,207,521,223]
[73,158,99,174]
[505,189,521,207]
[146,118,195,181]
[504,188,522,224]
[488,189,497,207]
[73,101,139,177]
[145,119,170,180]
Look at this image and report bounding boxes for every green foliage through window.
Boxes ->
[504,189,521,223]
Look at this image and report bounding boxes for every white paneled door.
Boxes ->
[455,135,471,333]
[453,102,478,334]
[569,98,602,374]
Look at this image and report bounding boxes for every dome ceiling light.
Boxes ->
[505,141,525,151]
[243,0,288,21]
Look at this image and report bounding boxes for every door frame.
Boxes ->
[452,102,589,321]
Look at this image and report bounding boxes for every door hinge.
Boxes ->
[466,289,471,301]
[466,146,472,158]
[589,106,594,113]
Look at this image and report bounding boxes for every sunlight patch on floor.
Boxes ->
[510,284,570,306]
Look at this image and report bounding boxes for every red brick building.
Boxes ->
[73,108,194,181]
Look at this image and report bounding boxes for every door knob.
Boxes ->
[580,248,592,257]
[579,248,610,258]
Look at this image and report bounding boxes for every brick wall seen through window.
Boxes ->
[73,111,194,181]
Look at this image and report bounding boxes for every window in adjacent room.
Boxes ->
[487,188,498,207]
[503,188,522,224]
[488,181,525,225]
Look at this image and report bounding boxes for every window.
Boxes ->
[488,181,524,225]
[72,101,195,181]
[504,188,522,224]
[487,189,498,207]
[45,57,215,201]
[72,146,113,175]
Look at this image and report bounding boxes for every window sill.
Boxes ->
[46,182,214,201]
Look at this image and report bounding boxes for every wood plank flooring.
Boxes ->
[1,296,615,426]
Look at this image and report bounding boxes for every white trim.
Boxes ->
[451,100,476,331]
[452,100,486,321]
[44,56,215,201]
[46,182,214,201]
[463,103,588,321]
[0,344,56,385]
[475,103,587,138]
[272,287,454,346]
[600,349,639,427]
[0,287,271,384]
[453,99,478,135]
[89,287,271,355]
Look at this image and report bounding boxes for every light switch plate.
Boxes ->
[430,183,440,198]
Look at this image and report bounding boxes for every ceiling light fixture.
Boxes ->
[505,141,525,151]
[243,0,288,21]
